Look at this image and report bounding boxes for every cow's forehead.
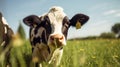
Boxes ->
[47,6,66,24]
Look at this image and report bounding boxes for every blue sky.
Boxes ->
[0,0,120,39]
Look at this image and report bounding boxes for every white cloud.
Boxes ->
[103,9,120,17]
[88,3,109,11]
[115,13,120,17]
[103,10,116,15]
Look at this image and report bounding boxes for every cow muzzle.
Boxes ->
[48,34,66,48]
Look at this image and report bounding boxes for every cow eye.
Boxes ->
[44,16,50,25]
[63,16,70,28]
[62,16,70,38]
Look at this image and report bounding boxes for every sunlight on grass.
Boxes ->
[60,39,120,67]
[0,39,120,67]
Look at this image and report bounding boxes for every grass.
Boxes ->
[60,39,120,67]
[0,39,120,67]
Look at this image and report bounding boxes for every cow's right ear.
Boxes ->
[23,15,41,27]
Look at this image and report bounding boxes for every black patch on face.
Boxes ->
[38,16,52,44]
[34,28,38,35]
[62,16,70,39]
[41,30,49,44]
[30,16,52,46]
[32,36,41,46]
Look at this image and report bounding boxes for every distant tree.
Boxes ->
[112,23,120,38]
[17,23,26,39]
[83,36,98,39]
[99,32,115,38]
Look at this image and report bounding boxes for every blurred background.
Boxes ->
[0,0,120,39]
[0,0,120,67]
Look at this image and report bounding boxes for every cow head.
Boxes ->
[23,6,89,50]
[23,6,89,64]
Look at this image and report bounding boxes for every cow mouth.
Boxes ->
[48,38,65,49]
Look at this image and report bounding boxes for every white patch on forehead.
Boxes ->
[49,6,64,12]
[48,6,66,24]
[2,17,8,25]
[47,6,66,34]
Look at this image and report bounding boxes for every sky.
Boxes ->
[0,0,120,39]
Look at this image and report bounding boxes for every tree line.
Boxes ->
[69,23,120,40]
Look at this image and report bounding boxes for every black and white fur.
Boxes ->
[23,6,89,67]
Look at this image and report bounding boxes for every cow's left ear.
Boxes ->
[70,14,89,29]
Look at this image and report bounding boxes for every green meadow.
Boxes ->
[0,39,120,67]
[60,39,120,67]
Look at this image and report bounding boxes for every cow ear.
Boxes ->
[23,15,41,27]
[70,14,89,29]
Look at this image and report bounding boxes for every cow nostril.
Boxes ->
[50,36,54,41]
[50,34,64,42]
[59,36,64,40]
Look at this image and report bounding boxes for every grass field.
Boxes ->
[60,39,120,67]
[0,39,120,67]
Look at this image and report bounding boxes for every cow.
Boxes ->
[23,6,89,67]
[0,12,14,48]
[0,12,14,67]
